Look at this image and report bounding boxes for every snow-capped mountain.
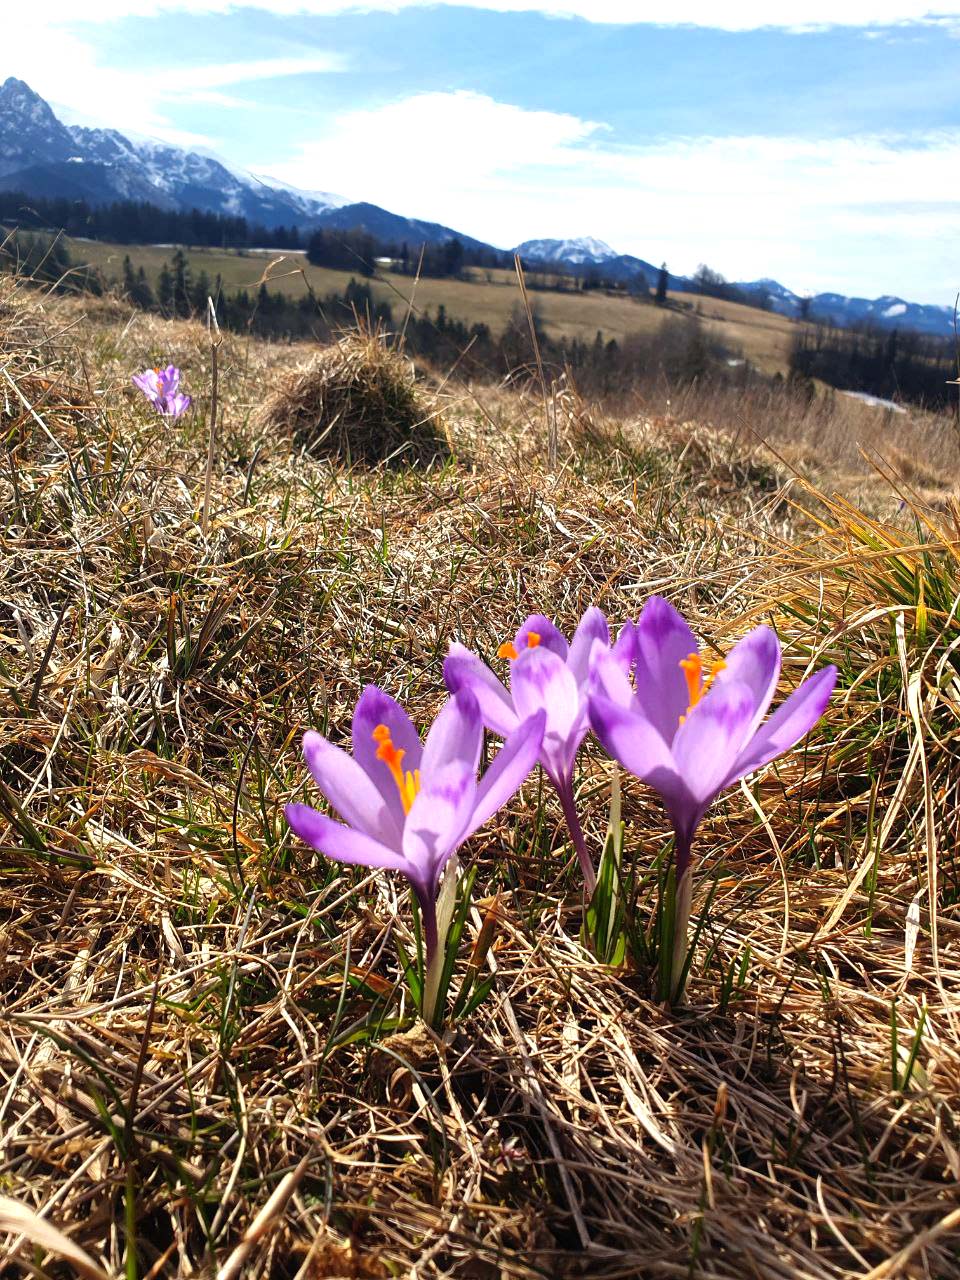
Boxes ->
[516,236,954,337]
[0,77,345,227]
[804,292,953,337]
[732,278,953,338]
[515,236,618,266]
[733,278,800,309]
[516,238,686,295]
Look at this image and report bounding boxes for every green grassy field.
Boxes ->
[67,236,803,375]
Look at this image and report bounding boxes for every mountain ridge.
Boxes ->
[517,237,953,338]
[0,77,345,230]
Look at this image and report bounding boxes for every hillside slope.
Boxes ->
[66,236,806,375]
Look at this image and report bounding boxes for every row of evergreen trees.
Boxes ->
[0,190,301,249]
[304,228,512,278]
[789,323,955,408]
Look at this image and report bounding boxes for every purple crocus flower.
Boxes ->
[285,686,544,1021]
[132,364,191,419]
[588,595,836,1001]
[444,608,632,894]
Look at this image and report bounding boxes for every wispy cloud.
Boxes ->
[268,90,960,300]
[20,0,960,30]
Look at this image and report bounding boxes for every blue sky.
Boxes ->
[7,2,960,303]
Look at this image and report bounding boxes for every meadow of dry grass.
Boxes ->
[66,237,802,375]
[2,276,960,1279]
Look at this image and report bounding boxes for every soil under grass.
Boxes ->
[1,277,960,1279]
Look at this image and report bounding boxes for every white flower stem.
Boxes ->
[670,864,694,1005]
[421,856,459,1028]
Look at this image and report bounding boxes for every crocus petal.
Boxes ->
[421,689,482,782]
[352,685,423,823]
[301,730,401,846]
[567,607,610,685]
[633,596,700,741]
[402,761,477,900]
[610,620,636,673]
[671,679,758,807]
[161,365,180,392]
[725,664,837,786]
[285,804,411,875]
[588,639,636,709]
[165,393,191,418]
[514,614,568,661]
[511,646,584,781]
[588,693,678,795]
[132,372,159,401]
[444,643,519,738]
[711,625,781,739]
[463,709,545,841]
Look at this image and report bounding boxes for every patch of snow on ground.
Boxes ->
[841,390,906,414]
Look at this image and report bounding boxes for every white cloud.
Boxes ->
[1,32,344,148]
[268,91,960,302]
[275,90,604,189]
[17,0,960,29]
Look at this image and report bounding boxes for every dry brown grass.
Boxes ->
[257,327,447,466]
[2,276,960,1279]
[621,376,960,512]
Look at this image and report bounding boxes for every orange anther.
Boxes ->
[497,641,519,661]
[526,632,541,648]
[679,652,703,707]
[678,651,727,722]
[373,724,419,813]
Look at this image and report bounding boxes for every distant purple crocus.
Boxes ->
[444,608,632,894]
[285,686,544,1022]
[589,595,836,1001]
[132,364,191,419]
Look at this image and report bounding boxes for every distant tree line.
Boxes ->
[789,323,956,409]
[0,187,518,281]
[689,264,757,307]
[0,190,301,248]
[305,229,512,279]
[1,188,872,335]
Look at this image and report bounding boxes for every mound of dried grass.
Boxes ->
[259,327,447,466]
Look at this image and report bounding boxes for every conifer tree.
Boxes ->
[156,262,175,316]
[122,254,137,300]
[656,262,669,305]
[133,266,155,309]
[172,248,190,318]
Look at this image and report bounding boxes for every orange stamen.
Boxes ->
[498,631,541,661]
[373,724,420,813]
[679,652,703,707]
[678,651,727,721]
